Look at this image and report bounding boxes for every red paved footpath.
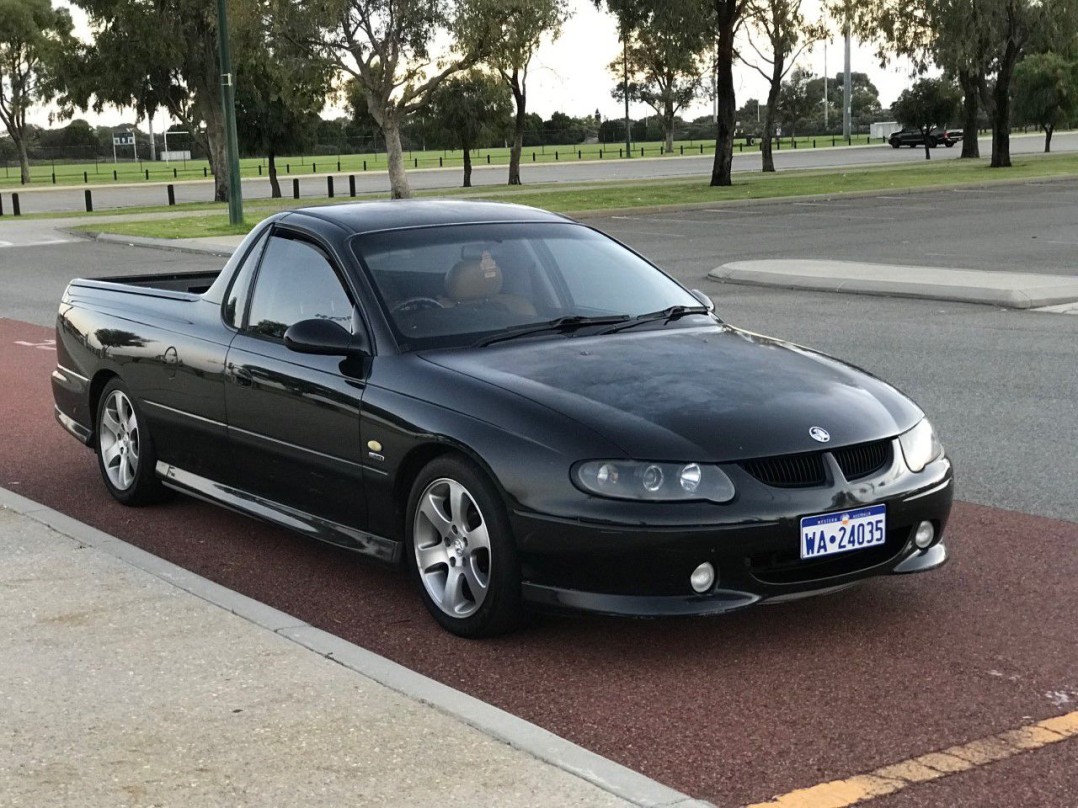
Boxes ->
[3,317,1076,806]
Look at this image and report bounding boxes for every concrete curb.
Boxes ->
[0,485,711,808]
[74,229,235,257]
[708,259,1078,310]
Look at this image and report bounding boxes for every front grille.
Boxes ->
[741,452,826,488]
[740,438,894,489]
[833,439,893,480]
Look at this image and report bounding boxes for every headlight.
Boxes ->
[573,460,735,502]
[899,418,943,472]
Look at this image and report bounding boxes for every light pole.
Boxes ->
[216,0,243,225]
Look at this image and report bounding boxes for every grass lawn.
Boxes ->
[2,133,890,189]
[68,151,1078,241]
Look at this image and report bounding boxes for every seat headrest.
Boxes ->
[446,259,502,301]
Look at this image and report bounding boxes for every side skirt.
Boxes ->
[156,462,401,565]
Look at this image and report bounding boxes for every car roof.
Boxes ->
[285,199,571,236]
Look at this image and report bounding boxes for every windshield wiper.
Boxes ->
[596,305,711,335]
[473,314,630,347]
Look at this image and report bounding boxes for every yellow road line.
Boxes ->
[746,711,1078,808]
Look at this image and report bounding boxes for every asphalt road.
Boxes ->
[4,181,1076,521]
[1,318,1076,807]
[1,191,1076,804]
[4,130,1077,214]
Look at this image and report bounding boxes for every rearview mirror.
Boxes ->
[284,318,368,357]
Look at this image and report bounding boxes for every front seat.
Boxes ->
[445,259,536,316]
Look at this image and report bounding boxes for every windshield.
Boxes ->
[352,222,704,350]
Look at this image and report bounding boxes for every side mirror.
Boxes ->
[284,318,368,357]
[690,289,715,312]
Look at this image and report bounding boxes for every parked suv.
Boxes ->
[888,128,961,148]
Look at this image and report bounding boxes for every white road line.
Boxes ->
[0,238,78,249]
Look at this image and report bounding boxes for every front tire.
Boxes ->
[405,456,522,637]
[95,379,166,505]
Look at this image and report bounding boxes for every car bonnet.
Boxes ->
[420,325,924,462]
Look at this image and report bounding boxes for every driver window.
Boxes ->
[246,235,353,340]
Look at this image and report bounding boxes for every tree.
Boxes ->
[609,0,712,154]
[805,72,882,130]
[776,66,818,135]
[234,24,333,198]
[709,0,743,186]
[475,0,569,185]
[742,0,827,171]
[279,0,503,199]
[1012,52,1078,152]
[892,77,961,159]
[424,70,510,186]
[847,0,1078,166]
[0,0,73,184]
[58,0,258,202]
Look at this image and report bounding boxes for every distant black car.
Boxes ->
[888,128,960,148]
[52,201,953,637]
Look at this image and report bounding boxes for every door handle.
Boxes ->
[230,366,253,387]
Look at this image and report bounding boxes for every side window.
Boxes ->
[246,235,353,340]
[223,230,268,328]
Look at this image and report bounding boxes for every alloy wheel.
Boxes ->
[99,389,140,491]
[412,477,492,618]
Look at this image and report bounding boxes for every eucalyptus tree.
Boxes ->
[0,0,74,184]
[423,70,510,186]
[609,0,713,154]
[277,0,503,199]
[468,0,569,185]
[742,0,827,171]
[1012,52,1078,152]
[233,34,334,198]
[892,77,961,159]
[58,0,265,201]
[848,0,1078,166]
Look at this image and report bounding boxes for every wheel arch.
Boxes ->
[86,369,120,446]
[392,439,511,541]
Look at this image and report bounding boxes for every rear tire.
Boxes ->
[95,379,167,506]
[405,455,522,638]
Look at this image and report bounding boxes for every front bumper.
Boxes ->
[510,458,953,617]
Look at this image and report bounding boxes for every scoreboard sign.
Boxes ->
[113,132,134,146]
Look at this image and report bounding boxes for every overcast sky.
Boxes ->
[39,0,921,130]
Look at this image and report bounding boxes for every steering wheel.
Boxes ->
[391,297,445,315]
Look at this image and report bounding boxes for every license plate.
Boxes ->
[800,504,886,560]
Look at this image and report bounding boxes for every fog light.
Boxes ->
[690,562,716,593]
[914,521,935,549]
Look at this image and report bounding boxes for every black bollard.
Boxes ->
[349,175,356,197]
[327,176,334,198]
[12,193,20,216]
[84,189,93,212]
[167,184,176,206]
[292,178,300,199]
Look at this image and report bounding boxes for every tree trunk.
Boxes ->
[760,109,775,173]
[990,36,1019,168]
[196,94,229,202]
[709,5,738,187]
[268,152,281,198]
[958,72,980,159]
[463,139,472,188]
[663,100,675,154]
[1044,124,1053,153]
[16,136,31,185]
[382,108,412,199]
[761,69,782,173]
[508,69,525,186]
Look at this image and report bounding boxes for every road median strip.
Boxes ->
[745,711,1078,808]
